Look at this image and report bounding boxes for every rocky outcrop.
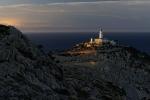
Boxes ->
[0,25,65,99]
[0,25,126,100]
[95,45,150,100]
[57,41,150,100]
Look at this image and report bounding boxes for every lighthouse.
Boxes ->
[99,28,103,39]
[91,28,103,45]
[86,28,104,47]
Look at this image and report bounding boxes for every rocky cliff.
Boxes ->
[56,40,150,100]
[0,25,67,99]
[0,25,127,100]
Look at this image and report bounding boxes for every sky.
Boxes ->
[0,0,150,32]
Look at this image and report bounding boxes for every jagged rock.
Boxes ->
[0,25,126,100]
[57,40,150,100]
[0,25,65,99]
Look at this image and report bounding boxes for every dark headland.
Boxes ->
[0,25,150,100]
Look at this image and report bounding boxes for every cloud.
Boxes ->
[0,4,31,9]
[0,0,149,6]
[0,1,149,8]
[0,0,150,32]
[126,1,150,5]
[47,1,117,6]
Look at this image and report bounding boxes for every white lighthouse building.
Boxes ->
[88,28,104,47]
[99,28,103,39]
[93,28,103,45]
[84,28,116,48]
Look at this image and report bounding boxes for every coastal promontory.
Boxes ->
[0,25,149,100]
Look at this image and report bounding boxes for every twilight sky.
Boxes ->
[0,0,150,32]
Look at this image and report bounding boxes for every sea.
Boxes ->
[25,32,150,54]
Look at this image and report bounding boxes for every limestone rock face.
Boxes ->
[0,25,65,99]
[95,46,150,100]
[0,25,126,100]
[57,42,150,100]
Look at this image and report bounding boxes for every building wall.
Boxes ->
[94,38,103,45]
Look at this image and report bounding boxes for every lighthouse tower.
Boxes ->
[99,28,103,39]
[92,28,103,46]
